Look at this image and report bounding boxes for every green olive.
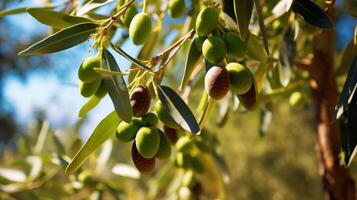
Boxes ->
[129,13,152,45]
[116,119,141,142]
[168,0,186,18]
[135,127,160,159]
[205,66,230,100]
[194,35,206,52]
[94,81,107,98]
[131,141,155,173]
[79,78,102,98]
[202,36,227,64]
[155,101,181,129]
[223,32,247,58]
[226,62,253,94]
[141,112,159,127]
[155,129,172,159]
[195,7,219,36]
[78,56,101,83]
[123,5,138,27]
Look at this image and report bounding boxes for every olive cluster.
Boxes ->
[78,56,107,99]
[114,85,177,173]
[194,7,253,101]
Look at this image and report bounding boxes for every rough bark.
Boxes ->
[308,9,356,200]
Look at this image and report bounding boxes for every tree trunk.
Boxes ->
[308,8,356,200]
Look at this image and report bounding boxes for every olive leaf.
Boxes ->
[110,42,153,72]
[77,0,114,16]
[272,0,293,18]
[18,22,98,56]
[253,0,270,55]
[101,48,132,122]
[233,0,254,40]
[65,111,121,175]
[246,33,268,62]
[27,8,92,29]
[259,107,272,137]
[157,85,200,134]
[78,95,103,117]
[0,7,29,18]
[291,0,333,29]
[180,39,202,90]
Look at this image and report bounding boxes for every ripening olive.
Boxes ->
[135,127,160,159]
[131,141,155,174]
[194,35,206,52]
[175,152,192,169]
[78,56,101,83]
[94,81,107,98]
[79,78,102,98]
[123,5,138,27]
[195,7,219,36]
[155,129,172,159]
[226,62,253,94]
[223,32,247,58]
[116,119,141,142]
[163,125,178,144]
[141,112,159,127]
[130,85,151,117]
[202,36,227,64]
[155,101,181,129]
[129,13,152,45]
[205,66,230,100]
[175,137,194,153]
[168,0,186,18]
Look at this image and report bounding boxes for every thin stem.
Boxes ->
[142,0,148,13]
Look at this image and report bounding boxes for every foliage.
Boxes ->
[0,0,356,199]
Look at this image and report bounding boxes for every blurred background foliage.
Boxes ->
[0,0,356,199]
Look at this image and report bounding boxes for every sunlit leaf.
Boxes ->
[291,0,333,29]
[18,22,98,56]
[233,0,253,40]
[27,8,92,29]
[259,107,272,137]
[27,156,43,180]
[272,0,293,18]
[253,0,270,55]
[0,168,27,182]
[101,48,132,122]
[65,111,121,175]
[77,0,114,16]
[79,95,102,117]
[180,39,202,90]
[157,85,200,134]
[246,34,268,62]
[112,164,140,179]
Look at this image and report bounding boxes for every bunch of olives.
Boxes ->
[193,7,253,101]
[116,85,176,173]
[78,56,107,98]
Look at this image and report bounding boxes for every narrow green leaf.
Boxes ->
[65,111,121,175]
[259,107,272,137]
[27,8,92,29]
[18,22,98,56]
[246,33,268,62]
[79,95,102,117]
[180,39,202,90]
[291,0,333,29]
[222,0,235,20]
[77,0,113,16]
[278,37,294,87]
[101,48,132,122]
[336,57,357,119]
[253,0,270,55]
[0,7,28,18]
[110,43,153,72]
[157,85,200,134]
[233,0,253,40]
